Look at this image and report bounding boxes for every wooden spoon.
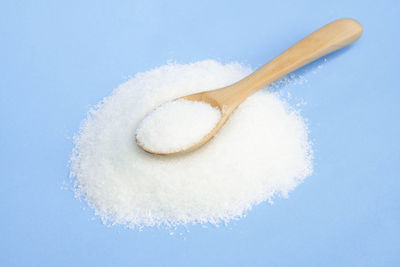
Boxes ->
[137,18,363,155]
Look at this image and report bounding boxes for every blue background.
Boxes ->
[1,0,399,266]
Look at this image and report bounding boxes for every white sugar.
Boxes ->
[136,99,221,153]
[70,60,313,228]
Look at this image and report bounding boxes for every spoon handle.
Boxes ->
[225,18,363,106]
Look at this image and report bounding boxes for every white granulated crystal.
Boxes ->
[70,60,313,228]
[135,99,221,153]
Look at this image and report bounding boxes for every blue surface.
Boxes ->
[1,0,399,266]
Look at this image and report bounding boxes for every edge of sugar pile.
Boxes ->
[69,59,313,230]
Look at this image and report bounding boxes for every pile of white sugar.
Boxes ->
[70,60,313,228]
[136,99,221,153]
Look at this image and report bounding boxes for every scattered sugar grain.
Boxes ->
[70,60,313,229]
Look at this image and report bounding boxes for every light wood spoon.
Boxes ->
[137,18,363,155]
